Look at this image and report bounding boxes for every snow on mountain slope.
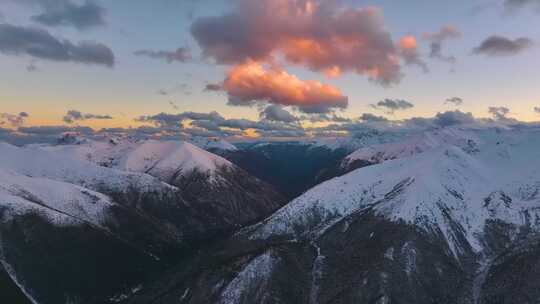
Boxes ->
[0,169,113,227]
[36,139,233,183]
[311,130,403,152]
[189,137,238,152]
[251,128,540,256]
[120,140,231,182]
[0,142,173,194]
[343,127,481,168]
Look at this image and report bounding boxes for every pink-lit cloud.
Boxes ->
[191,0,421,86]
[222,61,348,113]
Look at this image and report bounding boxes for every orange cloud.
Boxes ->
[400,36,418,49]
[398,35,427,72]
[191,0,414,86]
[223,61,348,113]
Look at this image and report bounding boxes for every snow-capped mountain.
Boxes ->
[189,137,238,152]
[310,130,403,152]
[34,138,285,226]
[0,140,284,304]
[36,138,232,180]
[342,127,481,171]
[127,126,540,304]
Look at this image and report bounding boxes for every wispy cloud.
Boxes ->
[370,99,415,114]
[63,110,113,124]
[445,97,464,106]
[423,26,462,63]
[134,47,192,63]
[0,23,114,67]
[473,35,533,56]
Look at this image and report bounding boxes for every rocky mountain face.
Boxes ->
[126,126,540,304]
[0,140,284,304]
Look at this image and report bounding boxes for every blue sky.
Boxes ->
[0,0,539,132]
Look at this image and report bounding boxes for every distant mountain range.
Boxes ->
[2,126,540,303]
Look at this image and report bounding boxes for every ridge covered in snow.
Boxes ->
[310,130,404,152]
[189,137,238,152]
[251,127,540,256]
[0,169,113,228]
[34,138,233,183]
[0,142,171,194]
[342,127,481,168]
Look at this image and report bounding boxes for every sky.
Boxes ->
[0,0,539,142]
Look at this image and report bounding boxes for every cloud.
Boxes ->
[445,97,464,106]
[504,0,540,11]
[488,106,511,120]
[473,35,533,56]
[0,112,29,127]
[222,61,348,113]
[422,26,461,63]
[0,23,115,67]
[433,110,475,127]
[134,47,191,63]
[371,98,414,114]
[398,36,428,72]
[204,83,223,92]
[30,0,106,30]
[359,113,389,122]
[535,106,540,114]
[299,113,351,123]
[260,105,298,123]
[157,83,191,96]
[63,110,113,124]
[136,111,225,129]
[137,110,305,139]
[18,125,94,135]
[191,0,410,86]
[168,101,179,110]
[26,61,38,72]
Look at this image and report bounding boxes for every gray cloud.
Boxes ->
[371,99,415,114]
[534,106,540,114]
[134,47,191,63]
[445,97,464,106]
[260,105,298,123]
[0,23,114,67]
[136,110,304,139]
[63,110,113,124]
[359,113,389,122]
[423,26,461,63]
[204,83,223,92]
[473,35,533,56]
[300,114,352,123]
[433,110,476,127]
[504,0,540,11]
[26,61,38,72]
[30,0,106,30]
[157,83,191,96]
[168,101,179,110]
[0,112,29,127]
[488,106,511,120]
[18,125,94,135]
